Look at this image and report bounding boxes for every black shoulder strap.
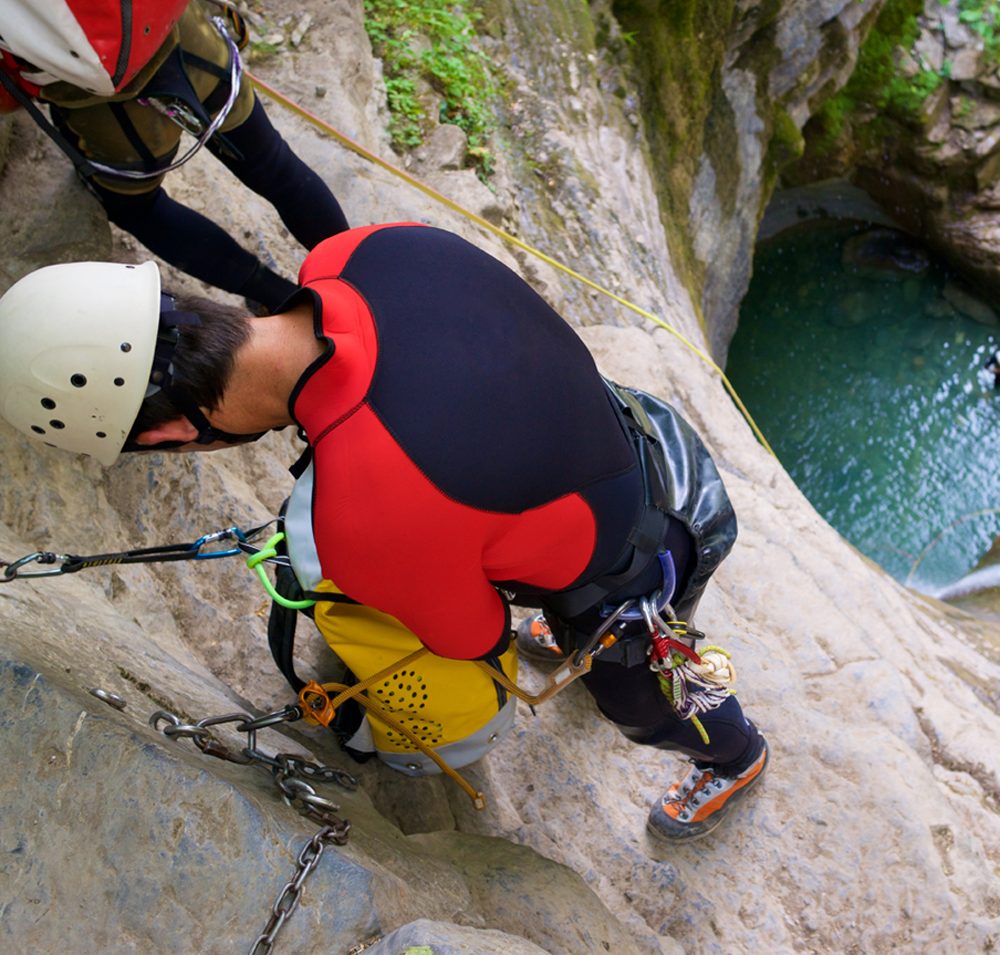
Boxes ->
[265,497,359,694]
[267,556,312,693]
[266,500,312,693]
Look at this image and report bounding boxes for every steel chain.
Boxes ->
[147,701,355,953]
[247,825,344,955]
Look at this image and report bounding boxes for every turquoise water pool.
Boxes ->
[726,220,1000,592]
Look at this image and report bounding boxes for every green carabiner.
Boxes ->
[245,532,316,610]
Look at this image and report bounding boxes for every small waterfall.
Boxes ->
[931,564,1000,601]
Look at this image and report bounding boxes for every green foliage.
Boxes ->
[845,0,928,119]
[363,0,498,178]
[809,0,938,152]
[951,0,1000,62]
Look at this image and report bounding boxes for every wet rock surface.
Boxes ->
[795,1,1000,305]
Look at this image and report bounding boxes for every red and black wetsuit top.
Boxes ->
[288,223,642,660]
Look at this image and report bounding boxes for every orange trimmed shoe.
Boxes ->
[647,739,769,842]
[515,614,565,661]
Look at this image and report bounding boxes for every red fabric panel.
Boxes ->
[0,50,38,103]
[0,87,20,112]
[64,0,187,91]
[0,59,25,111]
[293,278,379,438]
[310,405,596,659]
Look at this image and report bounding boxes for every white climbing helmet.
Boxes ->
[0,260,161,466]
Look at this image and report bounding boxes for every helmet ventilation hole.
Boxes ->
[31,425,45,435]
[49,420,66,430]
[95,431,107,439]
[40,398,56,410]
[113,377,125,387]
[70,374,87,388]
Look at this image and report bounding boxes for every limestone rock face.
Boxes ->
[0,115,110,290]
[1,1,999,954]
[366,919,552,954]
[795,1,1000,308]
[609,0,886,362]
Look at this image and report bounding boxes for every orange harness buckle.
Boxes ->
[298,680,336,727]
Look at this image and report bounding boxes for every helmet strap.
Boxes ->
[161,382,268,447]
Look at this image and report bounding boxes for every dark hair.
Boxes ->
[128,295,252,439]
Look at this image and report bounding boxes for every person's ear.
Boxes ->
[132,417,199,446]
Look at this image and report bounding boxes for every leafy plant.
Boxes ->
[809,0,938,152]
[363,0,499,178]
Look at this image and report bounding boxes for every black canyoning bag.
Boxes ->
[542,379,738,627]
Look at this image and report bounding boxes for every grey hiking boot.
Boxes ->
[647,738,769,842]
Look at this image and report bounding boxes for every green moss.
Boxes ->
[363,0,499,178]
[766,107,805,178]
[611,0,795,324]
[807,0,934,161]
[955,0,1000,64]
[610,0,741,305]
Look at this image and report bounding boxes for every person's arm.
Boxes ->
[330,521,512,662]
[310,428,514,661]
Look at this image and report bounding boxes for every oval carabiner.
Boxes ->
[1,552,67,581]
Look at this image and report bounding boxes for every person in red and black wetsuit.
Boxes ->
[0,223,768,841]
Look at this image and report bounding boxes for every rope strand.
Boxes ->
[248,72,775,457]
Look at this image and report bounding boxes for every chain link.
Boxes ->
[247,825,344,955]
[147,701,356,952]
[148,705,358,801]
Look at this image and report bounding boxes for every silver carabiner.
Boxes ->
[572,597,638,665]
[1,552,68,581]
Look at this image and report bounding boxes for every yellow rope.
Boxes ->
[248,72,776,458]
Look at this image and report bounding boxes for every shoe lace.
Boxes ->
[668,766,716,812]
